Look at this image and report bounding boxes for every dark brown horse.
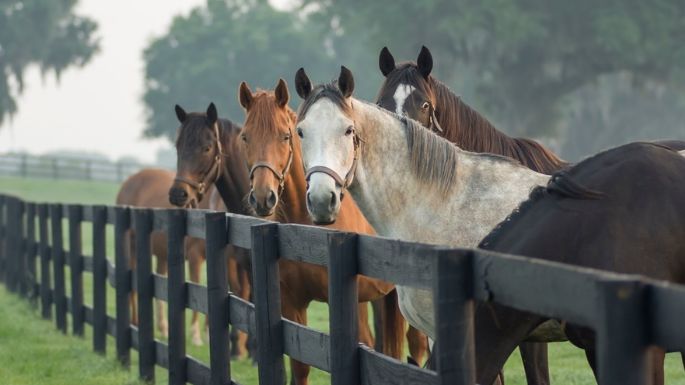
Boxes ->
[475,142,685,385]
[116,168,248,348]
[166,104,254,359]
[237,79,412,385]
[376,46,563,384]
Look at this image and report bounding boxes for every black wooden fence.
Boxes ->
[1,192,685,385]
[0,153,145,182]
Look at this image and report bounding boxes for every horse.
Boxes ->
[474,142,685,385]
[375,45,566,385]
[116,168,225,347]
[167,103,255,359]
[237,79,424,384]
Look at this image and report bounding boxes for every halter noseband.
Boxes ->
[305,129,361,201]
[248,127,295,196]
[174,121,225,202]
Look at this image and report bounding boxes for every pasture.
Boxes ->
[1,175,684,384]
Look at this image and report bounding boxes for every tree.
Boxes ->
[142,0,336,140]
[301,0,685,137]
[0,0,99,124]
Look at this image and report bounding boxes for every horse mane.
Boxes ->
[377,63,567,174]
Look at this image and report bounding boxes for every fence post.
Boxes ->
[5,198,18,292]
[433,249,475,385]
[168,209,187,385]
[328,232,360,385]
[25,203,37,299]
[69,205,84,336]
[252,223,285,385]
[92,205,107,354]
[115,206,132,367]
[134,208,155,382]
[206,212,231,385]
[50,203,67,333]
[38,204,52,319]
[596,278,649,385]
[14,199,27,297]
[0,196,5,283]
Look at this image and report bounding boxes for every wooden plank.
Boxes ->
[92,205,107,354]
[187,209,209,239]
[282,319,331,371]
[134,208,155,382]
[277,223,330,266]
[114,206,131,367]
[227,213,268,249]
[153,273,168,301]
[167,209,187,385]
[38,204,52,320]
[433,249,475,385]
[650,283,685,351]
[68,204,85,336]
[187,356,211,385]
[84,304,93,324]
[107,315,117,338]
[251,223,285,385]
[359,346,438,385]
[205,212,231,385]
[82,206,94,222]
[596,279,650,385]
[106,206,116,224]
[471,249,604,327]
[83,255,93,272]
[328,232,360,385]
[151,208,167,231]
[357,234,437,289]
[187,282,208,314]
[106,259,116,287]
[155,340,170,369]
[229,295,255,335]
[50,203,67,334]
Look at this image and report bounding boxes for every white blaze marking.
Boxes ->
[393,84,415,115]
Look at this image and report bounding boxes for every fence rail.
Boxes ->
[1,192,684,385]
[0,153,146,182]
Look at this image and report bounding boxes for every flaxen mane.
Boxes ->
[378,64,567,174]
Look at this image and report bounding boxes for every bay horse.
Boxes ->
[237,79,420,384]
[375,45,565,384]
[167,103,254,359]
[116,168,230,347]
[474,142,685,385]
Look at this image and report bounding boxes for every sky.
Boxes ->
[0,0,210,164]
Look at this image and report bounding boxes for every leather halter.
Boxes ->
[305,129,362,200]
[427,101,443,133]
[248,127,295,196]
[174,121,225,202]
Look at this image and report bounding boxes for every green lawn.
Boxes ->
[1,175,684,384]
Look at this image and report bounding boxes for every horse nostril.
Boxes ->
[248,191,257,208]
[306,192,312,208]
[329,191,336,209]
[266,190,277,209]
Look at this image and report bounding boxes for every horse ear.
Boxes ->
[239,82,253,110]
[417,45,433,79]
[274,78,289,108]
[379,47,396,77]
[175,105,187,123]
[338,66,355,99]
[295,68,312,99]
[206,102,218,124]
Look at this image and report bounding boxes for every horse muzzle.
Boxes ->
[306,176,342,224]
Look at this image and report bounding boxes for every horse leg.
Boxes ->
[519,342,550,385]
[189,251,203,346]
[235,263,251,359]
[650,346,665,385]
[407,326,428,366]
[371,299,384,353]
[155,253,168,339]
[358,303,374,347]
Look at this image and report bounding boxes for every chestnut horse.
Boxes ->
[237,79,416,384]
[117,168,251,355]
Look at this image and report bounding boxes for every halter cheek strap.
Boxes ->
[428,103,443,133]
[248,127,295,196]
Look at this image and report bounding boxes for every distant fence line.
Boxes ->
[0,153,148,182]
[1,192,685,385]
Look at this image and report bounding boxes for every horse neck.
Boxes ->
[276,135,311,224]
[351,99,548,246]
[215,123,250,215]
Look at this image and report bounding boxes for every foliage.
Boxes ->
[0,0,99,124]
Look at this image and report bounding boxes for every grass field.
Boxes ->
[1,175,684,384]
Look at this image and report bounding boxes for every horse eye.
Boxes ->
[345,126,354,136]
[204,146,212,153]
[240,134,247,142]
[297,127,303,138]
[422,102,430,110]
[283,133,291,141]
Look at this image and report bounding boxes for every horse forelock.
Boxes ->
[297,83,352,122]
[244,90,296,139]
